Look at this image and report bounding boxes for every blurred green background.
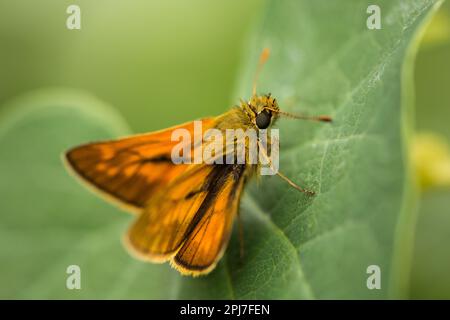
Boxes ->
[0,0,263,131]
[0,0,449,299]
[410,1,450,299]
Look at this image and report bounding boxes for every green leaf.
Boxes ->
[228,0,442,299]
[0,0,442,299]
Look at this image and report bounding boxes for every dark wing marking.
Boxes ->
[173,164,246,275]
[126,163,246,274]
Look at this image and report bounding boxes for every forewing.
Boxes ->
[64,119,214,212]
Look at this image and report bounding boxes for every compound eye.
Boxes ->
[255,110,271,129]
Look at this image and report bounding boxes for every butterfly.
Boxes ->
[64,48,331,276]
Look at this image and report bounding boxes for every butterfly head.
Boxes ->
[246,94,280,130]
[244,48,332,130]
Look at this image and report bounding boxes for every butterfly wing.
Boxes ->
[64,119,214,212]
[126,163,247,275]
[173,164,247,275]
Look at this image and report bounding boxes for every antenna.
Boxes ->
[252,48,270,96]
[265,107,333,123]
[277,111,332,123]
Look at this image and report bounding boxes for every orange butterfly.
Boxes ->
[64,49,331,276]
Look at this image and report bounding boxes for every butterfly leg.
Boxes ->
[257,140,315,196]
[276,171,315,196]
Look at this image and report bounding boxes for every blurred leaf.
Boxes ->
[0,0,442,299]
[410,189,450,299]
[415,1,450,139]
[0,89,181,299]
[409,1,450,299]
